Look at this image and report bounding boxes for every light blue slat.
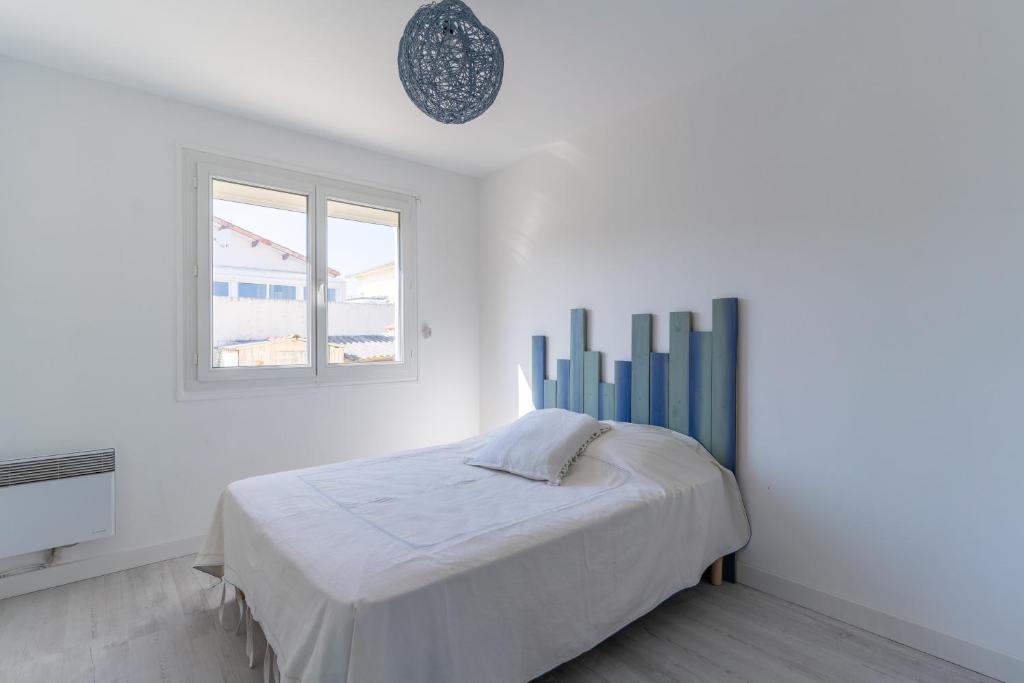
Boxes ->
[556,359,570,409]
[711,298,739,471]
[690,331,712,448]
[668,312,692,435]
[570,309,586,412]
[543,379,557,409]
[584,351,600,418]
[531,335,546,410]
[630,314,652,424]
[650,352,669,428]
[614,360,632,422]
[599,382,614,420]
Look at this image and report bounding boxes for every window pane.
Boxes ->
[270,284,296,300]
[210,179,309,368]
[238,282,266,299]
[326,199,399,364]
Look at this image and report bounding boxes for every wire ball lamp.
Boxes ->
[398,0,504,124]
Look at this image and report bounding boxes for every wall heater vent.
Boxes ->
[0,449,116,560]
[1,449,115,488]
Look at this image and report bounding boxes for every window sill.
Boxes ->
[177,371,420,402]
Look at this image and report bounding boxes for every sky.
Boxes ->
[212,199,396,277]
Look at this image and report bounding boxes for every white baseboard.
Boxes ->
[0,535,204,601]
[738,561,1023,683]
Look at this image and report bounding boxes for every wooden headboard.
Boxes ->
[531,298,739,579]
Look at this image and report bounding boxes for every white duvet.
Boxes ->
[194,421,750,683]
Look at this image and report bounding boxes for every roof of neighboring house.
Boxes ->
[332,333,395,362]
[344,296,390,304]
[213,217,340,278]
[220,334,395,348]
[218,335,394,363]
[327,335,394,344]
[344,261,395,280]
[217,335,304,349]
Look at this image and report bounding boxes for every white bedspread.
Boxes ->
[194,422,750,683]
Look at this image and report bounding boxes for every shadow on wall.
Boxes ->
[517,364,534,418]
[505,141,594,269]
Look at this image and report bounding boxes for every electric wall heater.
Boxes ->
[0,449,115,559]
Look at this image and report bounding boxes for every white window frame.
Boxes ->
[179,148,418,398]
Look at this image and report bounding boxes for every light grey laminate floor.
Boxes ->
[0,555,997,683]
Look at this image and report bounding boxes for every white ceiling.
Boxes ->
[0,1,837,176]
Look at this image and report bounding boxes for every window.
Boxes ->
[270,284,297,301]
[237,282,268,300]
[181,149,418,395]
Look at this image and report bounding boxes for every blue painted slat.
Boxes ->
[614,360,632,422]
[584,351,600,418]
[599,382,614,420]
[650,352,669,428]
[543,380,557,409]
[556,359,570,409]
[668,312,692,435]
[570,309,586,412]
[630,314,652,424]
[690,331,713,448]
[712,297,739,584]
[531,336,546,410]
[711,298,739,472]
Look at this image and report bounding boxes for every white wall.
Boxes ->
[479,2,1023,678]
[0,56,479,593]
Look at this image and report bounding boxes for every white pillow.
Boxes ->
[465,409,610,485]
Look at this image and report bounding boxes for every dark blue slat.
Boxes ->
[614,360,632,422]
[570,309,586,412]
[556,359,570,409]
[650,352,669,428]
[690,331,712,448]
[711,298,739,472]
[712,298,739,583]
[531,336,546,410]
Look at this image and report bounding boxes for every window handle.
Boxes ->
[318,279,325,303]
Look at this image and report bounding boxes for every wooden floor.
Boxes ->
[0,556,996,683]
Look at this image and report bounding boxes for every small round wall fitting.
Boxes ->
[398,0,503,124]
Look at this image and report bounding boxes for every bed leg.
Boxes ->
[709,558,724,586]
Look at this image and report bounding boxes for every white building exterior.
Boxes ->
[210,217,396,365]
[344,262,397,303]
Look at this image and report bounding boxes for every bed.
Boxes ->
[195,300,749,682]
